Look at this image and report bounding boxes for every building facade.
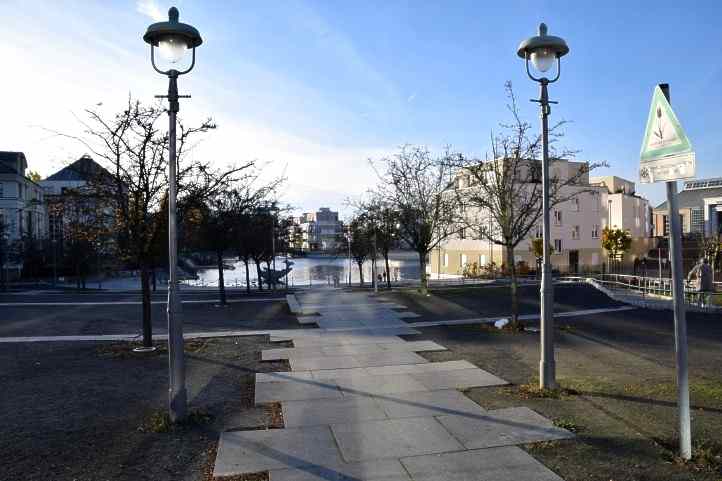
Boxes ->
[431,161,653,277]
[0,151,46,242]
[292,207,344,251]
[652,178,722,238]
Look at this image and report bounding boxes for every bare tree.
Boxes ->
[354,194,400,289]
[373,145,458,294]
[348,216,373,286]
[63,97,248,348]
[450,83,604,326]
[194,168,283,303]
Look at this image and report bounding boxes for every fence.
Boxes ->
[579,273,721,308]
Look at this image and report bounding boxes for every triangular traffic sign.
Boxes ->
[640,85,693,161]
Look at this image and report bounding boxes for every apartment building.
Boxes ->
[40,154,115,243]
[293,207,344,251]
[431,160,652,276]
[0,151,46,242]
[651,178,722,237]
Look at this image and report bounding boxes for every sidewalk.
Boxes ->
[213,290,573,480]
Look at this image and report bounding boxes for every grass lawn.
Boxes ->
[401,286,722,481]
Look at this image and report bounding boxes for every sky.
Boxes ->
[2,0,721,219]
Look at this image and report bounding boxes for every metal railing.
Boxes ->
[582,273,721,308]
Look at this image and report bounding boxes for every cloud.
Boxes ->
[407,92,417,103]
[136,0,165,21]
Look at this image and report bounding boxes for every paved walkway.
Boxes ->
[214,290,573,480]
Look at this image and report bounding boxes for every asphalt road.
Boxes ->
[0,288,296,337]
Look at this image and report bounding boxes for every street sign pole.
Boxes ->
[659,83,692,460]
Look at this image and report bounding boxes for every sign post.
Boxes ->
[640,83,692,460]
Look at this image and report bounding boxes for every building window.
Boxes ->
[591,224,600,238]
[479,254,486,265]
[571,225,580,240]
[443,253,449,267]
[460,254,467,267]
[691,208,704,233]
[554,239,562,253]
[591,191,600,212]
[534,225,542,238]
[553,210,562,226]
[571,197,580,212]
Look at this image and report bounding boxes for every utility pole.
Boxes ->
[372,230,378,293]
[347,226,352,286]
[271,209,277,292]
[659,83,692,460]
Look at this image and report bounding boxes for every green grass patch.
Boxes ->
[138,408,214,433]
[553,417,583,433]
[503,382,580,400]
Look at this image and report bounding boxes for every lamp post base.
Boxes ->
[133,346,157,353]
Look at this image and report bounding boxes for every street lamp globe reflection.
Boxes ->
[530,47,556,73]
[158,35,188,64]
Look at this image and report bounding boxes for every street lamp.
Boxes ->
[517,22,569,390]
[143,6,202,422]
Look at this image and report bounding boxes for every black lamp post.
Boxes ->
[517,23,569,390]
[143,6,202,422]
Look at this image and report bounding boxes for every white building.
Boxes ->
[293,207,344,251]
[0,151,46,242]
[431,161,652,276]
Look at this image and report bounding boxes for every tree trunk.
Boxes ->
[357,261,364,286]
[266,260,273,291]
[140,265,153,348]
[152,267,157,292]
[506,246,519,328]
[217,251,226,305]
[255,260,263,291]
[418,252,428,295]
[385,253,391,289]
[244,259,251,294]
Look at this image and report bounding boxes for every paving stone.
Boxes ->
[331,417,464,462]
[375,389,487,419]
[270,459,412,481]
[321,344,386,356]
[365,360,476,376]
[311,367,371,380]
[255,371,313,383]
[290,355,362,371]
[352,351,429,367]
[213,426,344,477]
[254,378,342,403]
[262,346,324,360]
[400,446,565,481]
[410,368,507,390]
[335,373,429,396]
[297,316,320,324]
[435,406,574,449]
[282,397,388,427]
[377,340,446,353]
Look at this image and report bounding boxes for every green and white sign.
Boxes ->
[639,85,695,183]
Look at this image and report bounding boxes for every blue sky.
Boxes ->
[2,0,721,217]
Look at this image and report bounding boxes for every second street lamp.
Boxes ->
[517,22,569,390]
[143,6,202,422]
